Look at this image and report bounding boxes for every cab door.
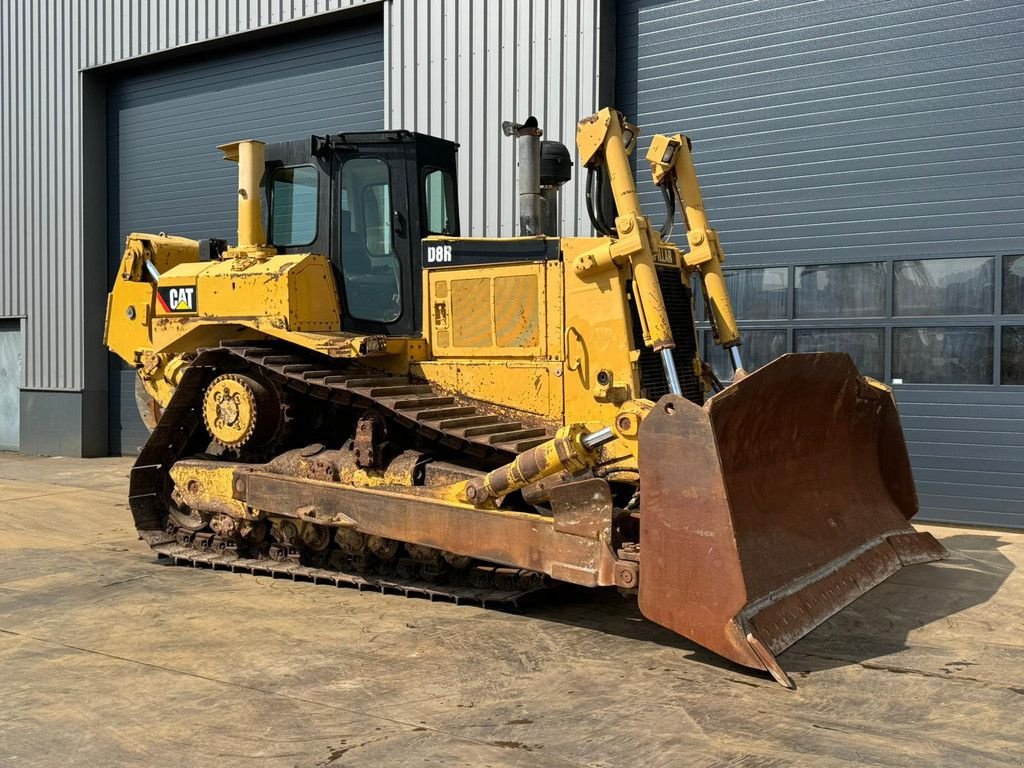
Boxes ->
[332,145,415,337]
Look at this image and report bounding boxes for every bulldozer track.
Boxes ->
[130,341,558,607]
[152,541,539,607]
[225,340,556,458]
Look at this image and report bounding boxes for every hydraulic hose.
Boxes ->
[659,182,675,239]
[586,167,613,237]
[594,165,617,237]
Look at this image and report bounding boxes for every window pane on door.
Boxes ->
[1001,326,1024,385]
[892,327,993,384]
[893,257,994,316]
[794,328,884,379]
[1003,256,1024,315]
[723,267,788,320]
[340,157,401,323]
[705,329,786,381]
[794,262,885,318]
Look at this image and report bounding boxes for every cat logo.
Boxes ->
[156,286,198,314]
[653,248,677,267]
[425,244,453,264]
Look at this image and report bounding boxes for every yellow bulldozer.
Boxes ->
[105,108,946,687]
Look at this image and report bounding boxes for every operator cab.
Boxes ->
[262,131,460,337]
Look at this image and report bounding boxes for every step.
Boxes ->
[512,437,551,452]
[240,346,279,358]
[261,355,305,366]
[323,374,362,385]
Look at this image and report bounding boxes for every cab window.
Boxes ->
[424,168,457,235]
[271,166,318,246]
[340,158,401,323]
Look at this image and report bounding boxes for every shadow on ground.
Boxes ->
[522,532,1015,683]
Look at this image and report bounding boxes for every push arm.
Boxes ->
[576,108,685,395]
[648,134,746,375]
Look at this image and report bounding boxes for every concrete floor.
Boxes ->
[0,453,1021,768]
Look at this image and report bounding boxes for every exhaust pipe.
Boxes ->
[217,139,267,248]
[503,117,572,236]
[503,117,544,236]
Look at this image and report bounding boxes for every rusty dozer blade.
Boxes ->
[637,352,948,687]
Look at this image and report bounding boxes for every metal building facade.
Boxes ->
[0,0,383,455]
[618,0,1024,528]
[106,19,386,455]
[1,0,1020,529]
[0,0,610,456]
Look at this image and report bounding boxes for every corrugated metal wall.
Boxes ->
[897,387,1024,529]
[1,1,79,391]
[617,0,1024,263]
[0,0,380,393]
[618,0,1024,529]
[384,0,611,238]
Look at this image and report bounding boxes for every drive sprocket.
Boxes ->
[202,372,280,449]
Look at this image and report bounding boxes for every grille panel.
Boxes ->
[629,269,704,406]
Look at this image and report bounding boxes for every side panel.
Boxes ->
[415,361,561,420]
[149,255,342,352]
[417,239,565,419]
[560,238,642,427]
[427,262,548,359]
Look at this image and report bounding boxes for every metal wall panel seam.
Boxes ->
[29,0,38,387]
[1,0,9,314]
[44,0,54,388]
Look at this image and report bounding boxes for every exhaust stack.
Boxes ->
[502,117,572,236]
[218,139,267,248]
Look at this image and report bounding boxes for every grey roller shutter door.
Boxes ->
[107,19,384,456]
[619,1,1024,528]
